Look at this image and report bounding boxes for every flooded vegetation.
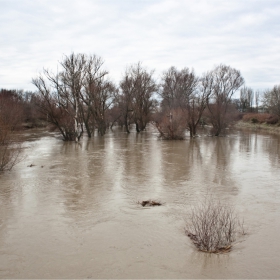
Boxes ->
[1,126,280,278]
[185,198,242,254]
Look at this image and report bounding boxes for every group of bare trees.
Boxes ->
[32,53,116,141]
[2,53,279,174]
[154,64,244,138]
[31,54,246,141]
[32,55,160,141]
[2,52,278,145]
[262,85,280,117]
[118,63,158,133]
[237,86,261,113]
[236,84,280,119]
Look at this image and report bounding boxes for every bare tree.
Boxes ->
[262,85,280,117]
[160,66,186,110]
[119,74,135,133]
[81,55,115,136]
[186,72,213,137]
[206,64,244,136]
[240,86,254,112]
[107,105,123,129]
[32,74,77,141]
[132,64,157,132]
[157,67,211,138]
[255,90,261,113]
[158,67,196,137]
[119,63,157,133]
[32,53,87,141]
[57,53,86,141]
[94,81,116,135]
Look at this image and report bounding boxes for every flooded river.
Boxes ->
[1,126,280,278]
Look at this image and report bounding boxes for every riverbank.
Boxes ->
[234,120,280,134]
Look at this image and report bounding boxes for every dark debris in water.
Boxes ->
[138,200,163,207]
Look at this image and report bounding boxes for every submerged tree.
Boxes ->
[33,53,86,141]
[32,53,115,141]
[206,64,244,136]
[81,55,116,137]
[119,63,157,133]
[186,72,213,137]
[119,73,135,133]
[153,107,187,140]
[156,66,211,138]
[157,67,197,138]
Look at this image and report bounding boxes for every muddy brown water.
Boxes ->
[1,126,280,278]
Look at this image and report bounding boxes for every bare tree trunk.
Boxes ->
[124,114,130,133]
[135,122,140,133]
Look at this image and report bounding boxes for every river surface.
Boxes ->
[0,126,280,279]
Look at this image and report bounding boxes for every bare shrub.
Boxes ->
[205,103,239,136]
[0,93,24,171]
[153,108,187,140]
[0,124,23,171]
[186,198,240,253]
[242,113,271,123]
[0,121,22,171]
[266,115,279,124]
[242,113,279,125]
[0,143,22,171]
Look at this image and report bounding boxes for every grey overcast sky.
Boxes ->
[0,0,279,91]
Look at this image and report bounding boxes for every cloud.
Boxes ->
[0,0,279,91]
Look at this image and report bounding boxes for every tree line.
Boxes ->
[1,53,280,157]
[30,52,248,141]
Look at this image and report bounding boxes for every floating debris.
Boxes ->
[138,200,163,207]
[27,164,35,167]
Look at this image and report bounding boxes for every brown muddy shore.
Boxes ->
[0,126,280,278]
